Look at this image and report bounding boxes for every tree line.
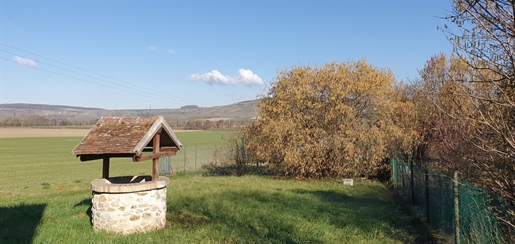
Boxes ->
[183,119,250,130]
[0,115,98,127]
[0,115,252,130]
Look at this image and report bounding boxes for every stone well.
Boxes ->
[91,175,169,235]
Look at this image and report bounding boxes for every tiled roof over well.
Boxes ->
[71,116,181,158]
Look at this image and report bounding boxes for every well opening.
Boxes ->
[91,175,169,193]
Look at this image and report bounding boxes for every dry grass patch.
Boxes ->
[0,128,91,138]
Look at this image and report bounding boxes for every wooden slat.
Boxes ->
[142,147,178,152]
[160,147,178,152]
[78,153,134,162]
[132,118,163,155]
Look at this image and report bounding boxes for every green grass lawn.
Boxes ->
[176,130,230,146]
[0,131,420,243]
[0,131,230,199]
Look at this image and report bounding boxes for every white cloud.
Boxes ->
[189,69,264,87]
[168,49,176,55]
[13,56,38,68]
[148,45,158,51]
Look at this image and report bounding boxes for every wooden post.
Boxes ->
[152,129,161,181]
[102,156,110,179]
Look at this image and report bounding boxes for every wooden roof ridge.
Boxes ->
[71,116,182,162]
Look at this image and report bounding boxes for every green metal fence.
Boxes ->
[391,159,507,243]
[159,144,225,174]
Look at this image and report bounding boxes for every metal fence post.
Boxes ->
[454,171,460,244]
[195,144,197,170]
[392,159,397,186]
[425,167,430,223]
[214,146,217,166]
[401,161,405,191]
[184,146,187,173]
[410,160,415,204]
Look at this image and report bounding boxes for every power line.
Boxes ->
[1,43,164,98]
[0,43,206,107]
[0,56,183,105]
[0,45,203,106]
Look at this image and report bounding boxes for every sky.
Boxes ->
[1,0,454,110]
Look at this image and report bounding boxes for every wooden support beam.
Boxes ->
[142,147,178,152]
[79,153,134,162]
[152,129,161,181]
[102,157,110,179]
[133,151,177,162]
[160,147,178,152]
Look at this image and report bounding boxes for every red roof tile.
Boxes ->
[71,116,181,159]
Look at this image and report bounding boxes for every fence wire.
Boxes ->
[159,144,225,174]
[391,159,508,243]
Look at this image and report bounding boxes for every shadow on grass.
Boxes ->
[289,189,408,232]
[167,187,417,243]
[74,198,93,226]
[0,204,46,243]
[202,164,269,177]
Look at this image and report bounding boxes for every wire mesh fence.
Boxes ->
[391,159,509,243]
[159,144,225,174]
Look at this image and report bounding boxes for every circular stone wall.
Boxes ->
[91,176,169,235]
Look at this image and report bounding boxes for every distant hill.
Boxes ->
[0,103,104,111]
[0,100,258,122]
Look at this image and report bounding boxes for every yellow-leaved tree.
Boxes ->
[246,60,417,179]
